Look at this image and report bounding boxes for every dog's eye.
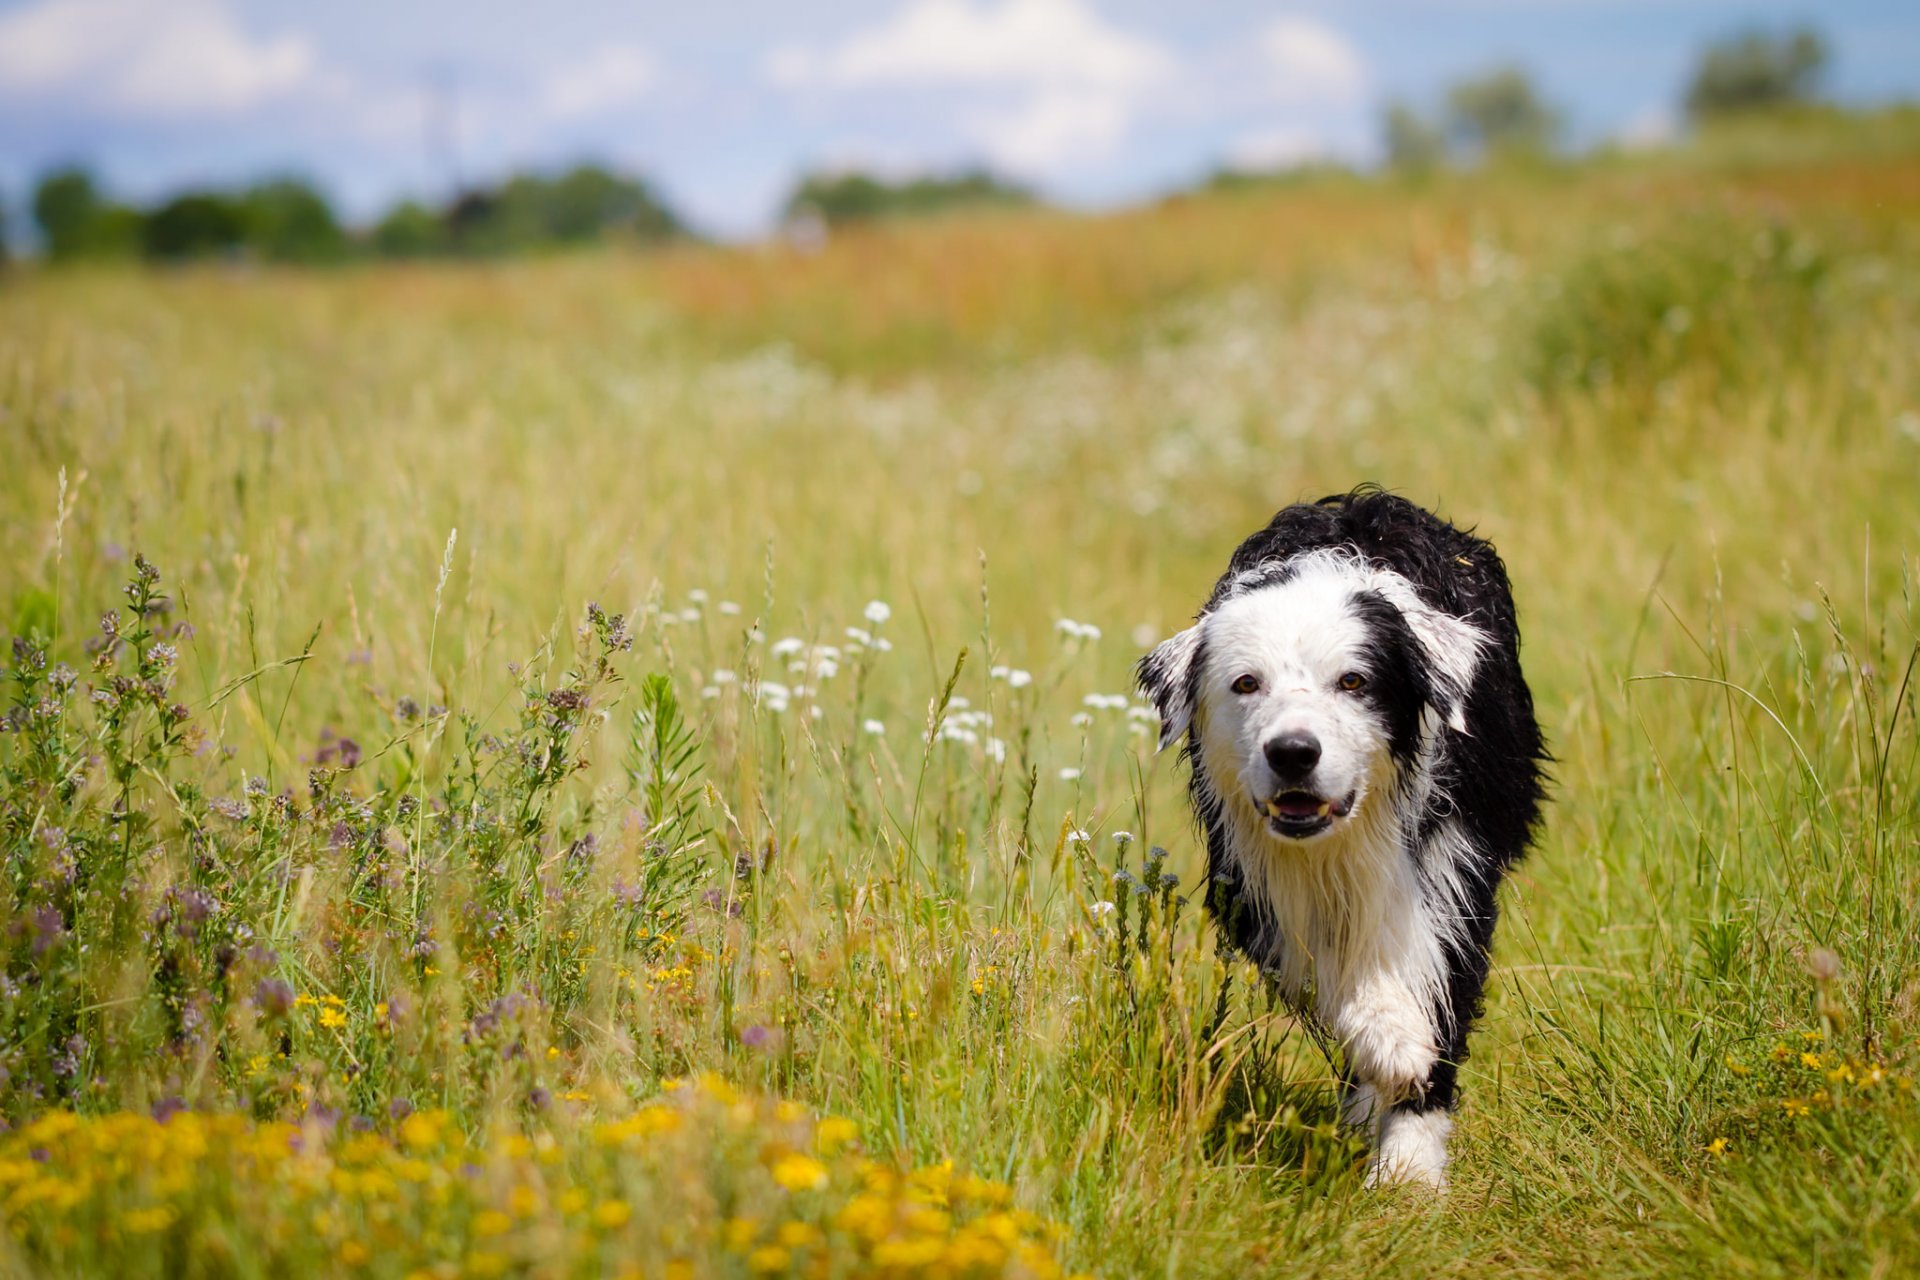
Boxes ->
[1230,674,1261,695]
[1338,672,1367,692]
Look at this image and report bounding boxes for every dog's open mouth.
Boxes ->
[1261,789,1354,838]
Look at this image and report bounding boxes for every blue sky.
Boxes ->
[2,0,1916,238]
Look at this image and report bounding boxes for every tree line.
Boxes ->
[1373,24,1832,173]
[20,164,689,265]
[0,24,1850,264]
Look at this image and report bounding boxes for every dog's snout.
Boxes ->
[1264,731,1321,778]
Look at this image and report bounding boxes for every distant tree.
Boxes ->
[1383,99,1447,171]
[32,167,139,260]
[1685,27,1828,120]
[142,192,247,261]
[442,188,507,254]
[241,178,348,263]
[530,165,682,243]
[782,169,1033,228]
[372,200,444,258]
[1444,66,1561,158]
[426,165,685,256]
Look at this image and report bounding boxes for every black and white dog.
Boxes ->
[1137,488,1545,1188]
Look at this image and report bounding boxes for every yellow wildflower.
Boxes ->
[318,1007,348,1030]
[746,1245,791,1274]
[1705,1137,1730,1157]
[123,1205,178,1234]
[816,1116,859,1153]
[592,1200,632,1230]
[770,1153,829,1192]
[776,1221,824,1248]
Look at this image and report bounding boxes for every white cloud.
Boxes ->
[769,0,1176,180]
[0,0,324,118]
[973,88,1131,175]
[1258,16,1368,104]
[542,45,659,121]
[769,0,1174,94]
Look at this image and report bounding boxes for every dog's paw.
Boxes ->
[1366,1109,1451,1192]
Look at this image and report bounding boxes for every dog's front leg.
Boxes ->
[1329,971,1449,1190]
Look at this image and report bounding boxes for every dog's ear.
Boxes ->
[1401,607,1486,733]
[1136,623,1204,751]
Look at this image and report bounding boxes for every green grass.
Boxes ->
[1,134,1919,1278]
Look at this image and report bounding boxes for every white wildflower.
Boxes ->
[1059,768,1082,782]
[772,637,805,658]
[1007,669,1032,689]
[687,588,709,604]
[718,600,742,616]
[1070,712,1093,728]
[711,669,738,685]
[864,600,892,624]
[862,719,886,735]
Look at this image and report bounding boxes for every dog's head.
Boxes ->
[1138,550,1486,843]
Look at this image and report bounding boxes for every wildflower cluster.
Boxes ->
[1705,1029,1917,1162]
[0,1077,1091,1277]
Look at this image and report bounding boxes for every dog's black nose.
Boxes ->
[1264,732,1321,778]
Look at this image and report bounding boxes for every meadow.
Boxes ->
[2,119,1919,1277]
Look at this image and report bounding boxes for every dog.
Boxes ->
[1136,487,1545,1189]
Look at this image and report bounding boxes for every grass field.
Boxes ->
[3,120,1920,1277]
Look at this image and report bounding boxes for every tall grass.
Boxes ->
[1,137,1918,1277]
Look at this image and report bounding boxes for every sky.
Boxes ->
[1,0,1917,239]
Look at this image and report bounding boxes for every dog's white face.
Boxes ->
[1195,578,1390,840]
[1140,551,1487,845]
